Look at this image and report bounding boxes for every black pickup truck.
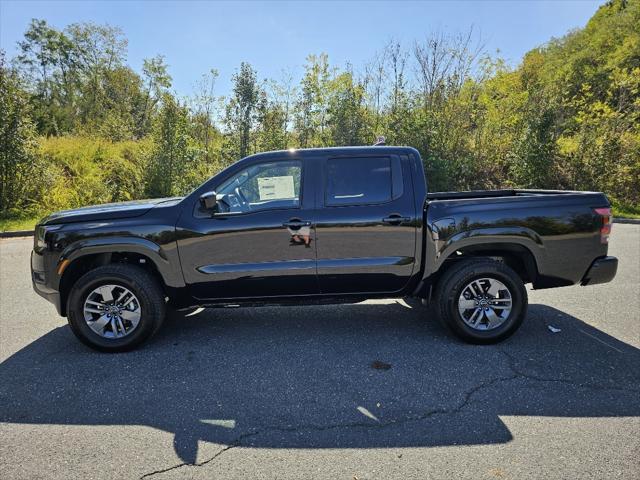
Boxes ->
[31,146,618,351]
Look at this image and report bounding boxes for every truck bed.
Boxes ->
[422,187,612,289]
[426,189,601,201]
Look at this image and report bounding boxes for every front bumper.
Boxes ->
[31,249,64,316]
[32,273,64,315]
[581,256,618,286]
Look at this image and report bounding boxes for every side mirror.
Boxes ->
[199,191,219,212]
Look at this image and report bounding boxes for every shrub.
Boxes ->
[37,136,151,213]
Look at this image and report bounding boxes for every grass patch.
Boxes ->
[613,209,640,219]
[0,216,40,232]
[612,201,640,219]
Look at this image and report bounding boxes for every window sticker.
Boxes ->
[257,176,295,200]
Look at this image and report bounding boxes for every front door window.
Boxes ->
[217,161,302,214]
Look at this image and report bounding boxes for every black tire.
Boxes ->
[67,264,166,352]
[434,259,527,344]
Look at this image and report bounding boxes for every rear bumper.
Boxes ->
[581,256,618,286]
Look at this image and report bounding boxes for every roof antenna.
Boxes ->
[373,135,386,146]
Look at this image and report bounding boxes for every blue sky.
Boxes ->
[1,0,602,97]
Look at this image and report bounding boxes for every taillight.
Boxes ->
[594,207,612,244]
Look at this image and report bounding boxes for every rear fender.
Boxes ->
[431,226,544,277]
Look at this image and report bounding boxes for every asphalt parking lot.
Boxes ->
[1,225,639,479]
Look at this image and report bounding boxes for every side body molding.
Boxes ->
[59,236,186,288]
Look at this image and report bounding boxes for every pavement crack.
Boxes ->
[140,462,189,479]
[139,430,261,479]
[139,445,236,479]
[139,372,520,478]
[139,351,637,478]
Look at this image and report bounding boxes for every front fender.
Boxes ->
[59,236,185,289]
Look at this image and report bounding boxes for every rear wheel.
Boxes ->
[435,259,527,344]
[67,264,166,352]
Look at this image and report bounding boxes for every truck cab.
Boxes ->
[176,146,424,302]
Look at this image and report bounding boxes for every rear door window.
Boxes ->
[326,157,394,206]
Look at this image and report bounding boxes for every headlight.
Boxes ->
[34,225,45,249]
[34,224,62,250]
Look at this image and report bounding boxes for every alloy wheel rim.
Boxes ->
[83,284,141,339]
[457,277,512,331]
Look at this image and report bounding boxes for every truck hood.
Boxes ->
[39,197,183,225]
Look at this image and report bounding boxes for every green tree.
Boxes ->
[191,68,220,162]
[0,53,46,216]
[15,19,148,140]
[138,55,172,138]
[66,22,128,131]
[255,90,288,152]
[295,53,333,147]
[223,62,262,161]
[16,19,77,134]
[146,94,202,197]
[327,70,370,146]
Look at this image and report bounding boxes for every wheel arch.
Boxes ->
[445,243,539,285]
[57,237,184,315]
[419,240,540,300]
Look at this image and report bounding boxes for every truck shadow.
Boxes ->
[1,303,638,465]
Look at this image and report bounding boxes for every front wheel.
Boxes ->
[67,264,166,352]
[435,259,528,344]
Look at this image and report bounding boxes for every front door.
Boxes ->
[314,154,417,294]
[176,158,318,301]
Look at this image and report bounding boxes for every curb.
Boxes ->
[1,218,639,238]
[613,217,640,225]
[0,230,35,238]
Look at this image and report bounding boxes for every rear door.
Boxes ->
[315,153,417,294]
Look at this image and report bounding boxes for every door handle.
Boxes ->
[382,215,410,225]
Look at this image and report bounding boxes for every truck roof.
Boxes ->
[243,145,420,161]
